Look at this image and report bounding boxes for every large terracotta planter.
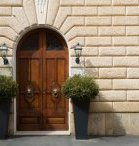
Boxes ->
[73,100,90,139]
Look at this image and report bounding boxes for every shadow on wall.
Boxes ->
[71,58,98,78]
[88,110,126,136]
[72,58,126,136]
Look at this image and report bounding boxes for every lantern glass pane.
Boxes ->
[75,48,82,57]
[74,49,79,57]
[0,43,8,56]
[2,50,6,56]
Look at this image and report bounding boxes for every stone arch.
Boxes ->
[14,24,68,50]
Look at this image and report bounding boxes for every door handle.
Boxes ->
[51,88,61,98]
[26,82,34,98]
[24,81,34,105]
[50,82,61,99]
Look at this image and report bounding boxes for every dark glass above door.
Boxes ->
[46,32,63,51]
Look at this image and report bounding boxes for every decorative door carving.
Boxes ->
[16,29,69,131]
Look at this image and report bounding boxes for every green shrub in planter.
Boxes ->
[62,74,99,101]
[0,75,18,139]
[62,74,99,139]
[0,75,18,99]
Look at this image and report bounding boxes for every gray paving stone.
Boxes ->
[0,136,139,146]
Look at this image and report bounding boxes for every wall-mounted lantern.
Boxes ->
[71,43,83,64]
[0,43,9,65]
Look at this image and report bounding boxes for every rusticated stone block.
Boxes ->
[99,47,126,56]
[96,79,112,90]
[60,0,84,6]
[113,0,138,5]
[113,79,139,90]
[85,57,112,67]
[99,26,125,36]
[86,0,111,6]
[113,57,139,67]
[85,16,111,26]
[99,90,126,101]
[98,7,125,16]
[0,7,11,16]
[113,113,129,135]
[127,47,139,55]
[86,37,111,46]
[112,16,138,25]
[113,37,138,46]
[90,102,113,112]
[127,91,139,101]
[99,68,126,79]
[72,7,97,16]
[88,113,105,135]
[113,102,139,112]
[126,6,139,15]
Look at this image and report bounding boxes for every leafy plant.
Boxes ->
[0,75,18,99]
[62,74,99,101]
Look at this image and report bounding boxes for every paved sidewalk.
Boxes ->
[0,135,139,146]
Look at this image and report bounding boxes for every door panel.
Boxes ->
[45,59,56,89]
[17,57,42,131]
[17,29,68,131]
[57,59,66,83]
[42,58,68,130]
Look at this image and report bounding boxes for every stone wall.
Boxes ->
[0,0,139,135]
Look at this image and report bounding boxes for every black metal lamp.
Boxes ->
[71,43,82,64]
[0,43,9,65]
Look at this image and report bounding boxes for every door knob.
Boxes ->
[24,81,35,105]
[51,88,60,98]
[26,82,34,98]
[50,82,61,99]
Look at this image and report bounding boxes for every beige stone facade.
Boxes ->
[0,0,139,136]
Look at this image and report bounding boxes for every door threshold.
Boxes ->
[14,131,71,136]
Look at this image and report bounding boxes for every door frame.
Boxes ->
[13,26,71,135]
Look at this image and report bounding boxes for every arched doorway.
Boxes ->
[16,28,69,131]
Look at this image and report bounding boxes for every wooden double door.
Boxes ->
[16,29,69,131]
